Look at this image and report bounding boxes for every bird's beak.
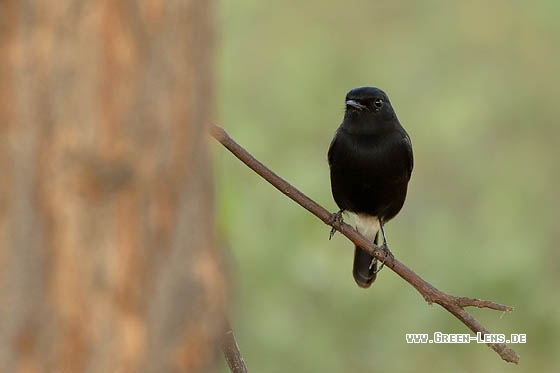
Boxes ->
[346,100,366,110]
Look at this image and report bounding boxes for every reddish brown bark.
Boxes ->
[0,1,225,372]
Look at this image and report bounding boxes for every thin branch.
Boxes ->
[210,124,519,364]
[221,320,248,373]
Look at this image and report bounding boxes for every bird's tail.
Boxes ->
[352,233,378,288]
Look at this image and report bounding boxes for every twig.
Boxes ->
[210,123,519,364]
[221,320,248,373]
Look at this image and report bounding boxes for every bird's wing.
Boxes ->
[402,133,414,178]
[327,129,339,165]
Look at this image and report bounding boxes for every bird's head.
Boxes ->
[344,86,396,123]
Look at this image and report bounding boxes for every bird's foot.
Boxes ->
[373,243,394,274]
[368,257,377,271]
[328,210,344,240]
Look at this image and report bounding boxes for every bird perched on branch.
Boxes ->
[328,86,413,288]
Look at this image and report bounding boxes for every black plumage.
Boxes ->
[328,87,413,288]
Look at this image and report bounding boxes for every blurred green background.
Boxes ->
[213,1,559,372]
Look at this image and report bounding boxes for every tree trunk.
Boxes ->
[0,1,225,372]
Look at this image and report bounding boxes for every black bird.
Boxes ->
[328,86,413,288]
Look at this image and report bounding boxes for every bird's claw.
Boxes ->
[328,210,344,240]
[373,243,394,274]
[368,258,377,271]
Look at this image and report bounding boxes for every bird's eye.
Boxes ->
[374,98,384,108]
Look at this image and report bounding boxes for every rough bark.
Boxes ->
[0,1,225,372]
